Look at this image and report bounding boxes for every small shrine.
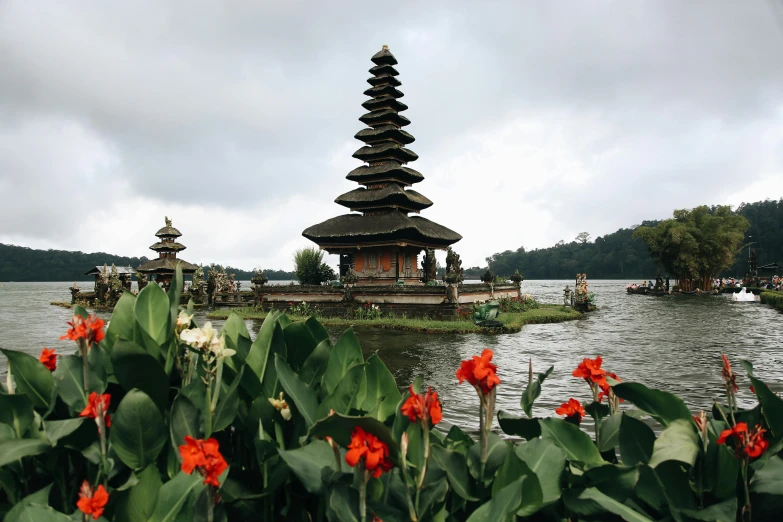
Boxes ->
[302,46,461,285]
[136,217,198,288]
[84,265,135,291]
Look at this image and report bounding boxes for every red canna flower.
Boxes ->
[179,436,229,487]
[39,348,57,371]
[573,356,607,388]
[750,385,756,394]
[456,349,501,395]
[61,314,105,345]
[597,372,624,403]
[555,398,586,422]
[717,422,768,459]
[79,392,111,428]
[401,385,443,426]
[721,353,739,394]
[76,480,109,520]
[345,427,394,478]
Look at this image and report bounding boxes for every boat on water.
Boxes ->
[731,287,758,302]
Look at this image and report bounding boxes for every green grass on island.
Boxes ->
[206,304,582,333]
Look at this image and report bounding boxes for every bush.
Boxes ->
[293,247,335,285]
[760,290,783,311]
[2,265,782,521]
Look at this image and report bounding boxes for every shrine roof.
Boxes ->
[137,258,198,274]
[84,266,137,276]
[302,211,461,246]
[335,185,433,211]
[346,162,423,185]
[149,241,187,252]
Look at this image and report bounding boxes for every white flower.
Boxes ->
[208,333,236,359]
[268,392,292,421]
[176,310,194,328]
[180,327,209,349]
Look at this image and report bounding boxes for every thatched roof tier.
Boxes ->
[335,185,433,211]
[155,225,182,238]
[355,126,414,145]
[367,75,401,87]
[149,241,187,252]
[362,96,408,112]
[363,84,404,99]
[346,162,423,185]
[85,266,137,276]
[137,258,198,274]
[359,110,411,128]
[371,46,398,66]
[353,143,418,164]
[303,211,461,247]
[369,64,398,76]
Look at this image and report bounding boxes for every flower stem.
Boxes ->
[204,379,213,438]
[274,421,285,451]
[358,467,368,522]
[80,341,90,393]
[417,423,430,490]
[742,460,752,522]
[210,357,224,412]
[5,369,13,394]
[478,397,487,481]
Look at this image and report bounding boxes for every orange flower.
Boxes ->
[400,385,443,426]
[717,422,768,459]
[76,480,109,520]
[721,354,738,393]
[597,372,624,403]
[345,427,394,478]
[61,314,105,345]
[79,392,111,428]
[572,356,607,388]
[39,348,57,371]
[179,436,229,487]
[456,349,501,394]
[555,398,586,421]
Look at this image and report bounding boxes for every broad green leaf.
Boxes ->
[43,418,85,445]
[613,382,692,427]
[564,487,653,521]
[750,455,783,495]
[444,424,474,453]
[147,471,205,522]
[6,504,71,522]
[134,283,171,346]
[0,422,15,441]
[53,355,87,411]
[467,432,508,481]
[2,483,52,522]
[113,464,162,522]
[497,411,541,440]
[304,316,329,345]
[539,417,605,467]
[0,393,34,437]
[298,339,331,388]
[0,439,51,468]
[515,437,566,506]
[308,413,399,465]
[170,394,202,452]
[326,483,360,522]
[521,365,553,417]
[492,446,544,517]
[648,419,699,468]
[706,419,740,499]
[221,314,252,365]
[283,321,318,371]
[416,478,449,520]
[679,498,737,522]
[278,440,335,494]
[111,340,170,412]
[213,367,243,433]
[466,476,527,522]
[166,263,183,331]
[598,413,622,452]
[241,311,285,398]
[110,389,167,470]
[744,370,783,437]
[361,353,402,421]
[619,414,655,466]
[322,328,363,396]
[317,363,365,418]
[1,349,56,412]
[430,444,478,501]
[105,292,137,347]
[275,354,319,428]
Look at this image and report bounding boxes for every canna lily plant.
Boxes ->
[1,263,783,521]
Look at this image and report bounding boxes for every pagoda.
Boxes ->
[136,217,198,287]
[303,46,461,285]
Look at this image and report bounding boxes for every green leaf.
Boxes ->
[466,477,527,522]
[564,487,654,521]
[134,283,171,346]
[110,389,167,470]
[648,419,699,468]
[110,340,170,412]
[308,413,399,465]
[213,367,243,433]
[751,455,783,495]
[679,498,737,522]
[322,328,363,396]
[444,425,474,453]
[619,413,655,466]
[598,413,622,452]
[467,432,508,481]
[613,382,692,427]
[105,291,137,347]
[278,440,334,494]
[2,483,52,522]
[304,316,330,345]
[521,365,553,417]
[0,422,15,441]
[52,355,87,411]
[515,437,566,506]
[325,483,360,522]
[539,417,605,467]
[317,363,365,418]
[0,439,51,468]
[5,504,71,522]
[274,354,319,429]
[43,418,85,445]
[430,445,478,501]
[1,350,56,413]
[147,471,206,522]
[745,371,783,438]
[298,339,331,388]
[497,411,541,440]
[361,353,402,421]
[113,464,162,522]
[0,393,34,438]
[220,314,251,365]
[241,311,285,398]
[282,322,318,371]
[491,446,544,517]
[170,394,202,452]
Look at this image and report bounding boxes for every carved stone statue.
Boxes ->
[165,216,172,227]
[563,285,572,306]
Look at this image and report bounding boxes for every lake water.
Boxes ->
[1,280,781,433]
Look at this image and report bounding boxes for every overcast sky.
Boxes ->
[1,1,782,271]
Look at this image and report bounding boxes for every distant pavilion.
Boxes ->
[303,46,461,285]
[136,217,198,287]
[84,265,135,291]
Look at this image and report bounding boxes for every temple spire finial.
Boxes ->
[165,216,172,227]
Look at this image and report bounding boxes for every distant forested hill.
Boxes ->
[483,198,783,279]
[0,244,296,282]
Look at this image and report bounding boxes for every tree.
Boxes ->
[575,232,591,244]
[294,247,335,286]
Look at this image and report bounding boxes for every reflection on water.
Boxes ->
[2,280,781,432]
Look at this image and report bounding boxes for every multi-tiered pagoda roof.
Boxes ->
[137,217,198,275]
[303,46,461,250]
